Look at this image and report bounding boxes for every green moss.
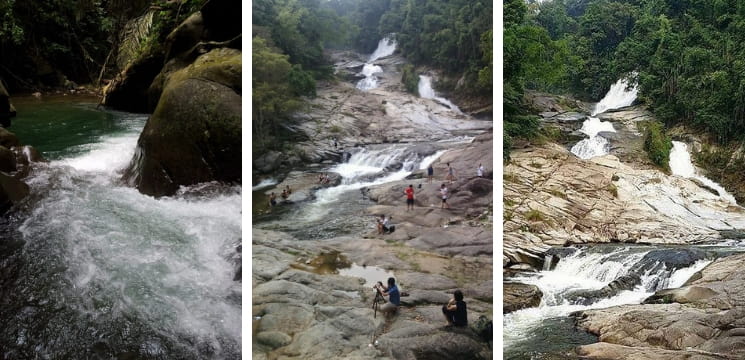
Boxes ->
[525,209,545,222]
[607,183,618,198]
[642,121,672,171]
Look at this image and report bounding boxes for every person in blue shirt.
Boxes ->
[376,277,400,317]
[442,290,467,327]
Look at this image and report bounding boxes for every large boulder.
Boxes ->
[0,146,16,173]
[123,48,241,196]
[0,172,29,213]
[504,282,542,313]
[0,79,16,127]
[101,53,165,113]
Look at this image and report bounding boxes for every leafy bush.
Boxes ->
[400,64,419,95]
[643,121,672,170]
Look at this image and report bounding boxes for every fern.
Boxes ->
[116,10,154,68]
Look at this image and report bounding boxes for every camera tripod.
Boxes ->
[372,286,386,318]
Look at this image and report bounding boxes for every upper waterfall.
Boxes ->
[356,36,397,91]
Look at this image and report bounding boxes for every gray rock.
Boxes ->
[504,282,542,313]
[256,331,292,349]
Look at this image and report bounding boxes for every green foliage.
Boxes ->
[253,36,304,154]
[400,64,419,95]
[288,64,316,97]
[642,121,672,170]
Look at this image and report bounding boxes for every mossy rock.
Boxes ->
[124,48,241,196]
[102,53,165,113]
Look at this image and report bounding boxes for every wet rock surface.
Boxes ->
[504,282,543,313]
[574,253,745,359]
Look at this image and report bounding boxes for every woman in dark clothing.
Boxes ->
[442,290,467,326]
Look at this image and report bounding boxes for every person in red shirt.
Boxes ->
[404,184,415,211]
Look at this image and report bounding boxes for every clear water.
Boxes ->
[2,97,241,359]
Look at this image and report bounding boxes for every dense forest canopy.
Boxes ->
[252,0,493,155]
[0,0,206,92]
[506,0,745,160]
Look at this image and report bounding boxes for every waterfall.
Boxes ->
[356,36,397,91]
[368,36,397,62]
[504,246,711,350]
[571,76,638,159]
[418,75,462,113]
[252,178,278,191]
[670,141,737,204]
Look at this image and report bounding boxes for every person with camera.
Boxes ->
[442,290,467,327]
[374,277,400,317]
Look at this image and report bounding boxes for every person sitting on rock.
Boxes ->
[377,215,385,234]
[280,189,289,200]
[269,192,277,207]
[382,216,395,233]
[376,277,401,317]
[442,290,467,327]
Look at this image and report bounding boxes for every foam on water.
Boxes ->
[16,112,241,357]
[504,247,711,350]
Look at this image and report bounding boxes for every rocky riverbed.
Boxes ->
[253,46,493,358]
[504,91,745,358]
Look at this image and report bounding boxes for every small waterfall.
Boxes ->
[368,36,397,62]
[418,150,446,170]
[670,141,737,204]
[542,255,554,271]
[252,178,278,191]
[356,36,397,91]
[504,246,712,350]
[418,75,462,113]
[571,76,638,159]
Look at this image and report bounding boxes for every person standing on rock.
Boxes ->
[477,163,484,178]
[376,277,400,317]
[442,290,467,327]
[446,163,455,184]
[440,184,450,209]
[404,184,415,211]
[427,164,434,184]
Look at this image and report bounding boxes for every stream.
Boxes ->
[2,96,241,359]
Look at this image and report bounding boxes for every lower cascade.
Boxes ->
[4,102,241,358]
[504,245,720,356]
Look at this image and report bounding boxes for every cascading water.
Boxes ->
[417,75,462,113]
[504,245,713,357]
[3,103,241,358]
[356,36,397,91]
[571,76,638,159]
[670,141,737,204]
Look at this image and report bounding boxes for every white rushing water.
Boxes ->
[369,36,397,62]
[253,178,278,191]
[669,141,737,204]
[571,76,639,159]
[19,112,241,356]
[504,247,711,349]
[356,36,397,91]
[418,75,462,113]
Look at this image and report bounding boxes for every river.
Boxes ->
[2,96,241,359]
